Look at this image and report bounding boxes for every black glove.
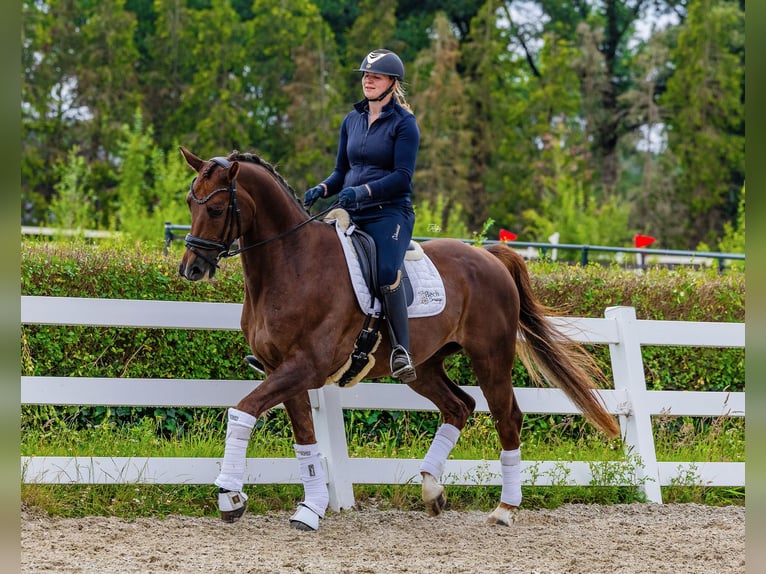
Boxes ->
[338,185,367,208]
[303,185,324,208]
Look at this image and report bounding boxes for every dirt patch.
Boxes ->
[21,503,744,574]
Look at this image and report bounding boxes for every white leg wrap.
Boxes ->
[500,448,522,507]
[294,443,328,518]
[214,408,256,492]
[419,423,461,479]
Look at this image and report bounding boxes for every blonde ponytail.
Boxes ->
[393,80,413,114]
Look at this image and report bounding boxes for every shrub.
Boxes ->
[21,240,745,436]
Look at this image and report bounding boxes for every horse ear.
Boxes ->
[179,146,204,171]
[229,161,240,180]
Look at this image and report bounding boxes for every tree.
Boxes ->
[142,0,197,152]
[172,0,252,156]
[49,146,96,232]
[281,21,344,191]
[661,0,744,248]
[409,12,472,230]
[245,0,338,167]
[342,0,399,104]
[459,0,509,231]
[22,0,92,219]
[22,0,141,227]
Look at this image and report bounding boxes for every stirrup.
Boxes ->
[218,488,248,523]
[244,355,265,375]
[390,346,416,383]
[289,503,322,531]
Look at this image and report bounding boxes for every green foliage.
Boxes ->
[661,0,745,248]
[22,0,745,253]
[716,183,745,258]
[113,110,191,245]
[49,147,96,232]
[21,242,744,439]
[412,195,469,239]
[520,122,632,252]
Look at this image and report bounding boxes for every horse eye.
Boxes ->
[207,206,225,218]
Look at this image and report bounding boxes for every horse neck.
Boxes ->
[236,163,317,288]
[240,163,307,243]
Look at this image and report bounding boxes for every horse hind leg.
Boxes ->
[410,355,476,517]
[465,347,524,527]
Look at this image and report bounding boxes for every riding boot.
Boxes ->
[380,275,416,383]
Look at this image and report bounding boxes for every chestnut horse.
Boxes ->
[177,147,619,530]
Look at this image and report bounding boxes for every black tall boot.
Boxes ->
[380,275,416,383]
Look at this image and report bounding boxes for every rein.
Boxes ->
[184,157,337,266]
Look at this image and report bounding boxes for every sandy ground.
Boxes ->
[21,503,744,574]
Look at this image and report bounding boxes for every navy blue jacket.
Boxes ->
[322,98,420,212]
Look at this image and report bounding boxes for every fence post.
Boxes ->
[605,306,663,503]
[310,385,356,511]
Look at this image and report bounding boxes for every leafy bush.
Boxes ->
[21,240,745,437]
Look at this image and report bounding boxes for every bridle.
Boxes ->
[184,156,335,268]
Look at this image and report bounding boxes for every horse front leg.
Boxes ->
[282,393,329,532]
[213,361,323,524]
[410,358,476,517]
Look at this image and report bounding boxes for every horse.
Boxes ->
[177,146,620,530]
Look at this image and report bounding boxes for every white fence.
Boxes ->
[20,296,745,508]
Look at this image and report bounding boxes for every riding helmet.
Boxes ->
[355,49,405,80]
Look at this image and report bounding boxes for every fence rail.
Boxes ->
[21,296,745,508]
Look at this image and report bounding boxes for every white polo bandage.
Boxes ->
[419,423,461,479]
[294,443,329,518]
[500,448,522,507]
[214,408,256,492]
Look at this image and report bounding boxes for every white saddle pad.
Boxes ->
[327,211,446,318]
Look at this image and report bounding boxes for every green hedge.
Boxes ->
[21,240,745,433]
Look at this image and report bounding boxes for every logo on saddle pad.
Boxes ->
[326,209,446,318]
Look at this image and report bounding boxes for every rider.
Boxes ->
[304,48,420,383]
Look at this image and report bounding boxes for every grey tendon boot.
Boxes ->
[380,275,416,383]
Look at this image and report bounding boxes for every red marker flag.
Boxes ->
[499,229,517,242]
[634,234,656,248]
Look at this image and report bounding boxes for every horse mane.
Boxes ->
[226,150,303,208]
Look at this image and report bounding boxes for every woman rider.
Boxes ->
[304,48,420,383]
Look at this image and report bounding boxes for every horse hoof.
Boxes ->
[422,473,446,517]
[218,489,248,523]
[486,503,518,527]
[289,503,321,531]
[425,491,447,517]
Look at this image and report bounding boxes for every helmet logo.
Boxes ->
[367,51,388,63]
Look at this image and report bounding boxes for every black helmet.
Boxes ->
[355,49,405,80]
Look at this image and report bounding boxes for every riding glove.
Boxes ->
[303,185,325,208]
[338,185,368,208]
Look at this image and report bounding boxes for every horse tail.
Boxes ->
[485,244,620,438]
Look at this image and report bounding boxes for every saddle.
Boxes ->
[325,209,410,388]
[347,226,415,310]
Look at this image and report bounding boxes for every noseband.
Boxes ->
[184,156,336,267]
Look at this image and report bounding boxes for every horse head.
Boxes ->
[178,146,250,281]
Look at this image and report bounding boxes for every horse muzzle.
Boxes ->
[178,250,217,281]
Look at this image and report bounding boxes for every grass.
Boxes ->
[20,409,744,518]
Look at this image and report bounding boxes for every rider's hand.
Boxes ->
[303,185,325,209]
[338,185,368,208]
